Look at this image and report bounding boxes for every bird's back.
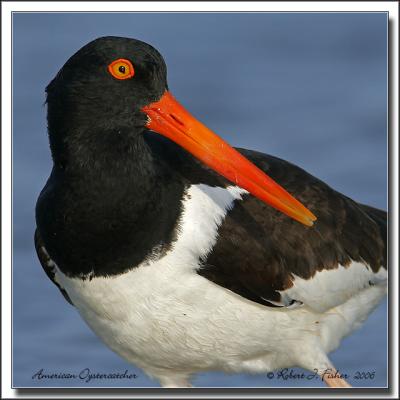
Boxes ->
[196,147,387,311]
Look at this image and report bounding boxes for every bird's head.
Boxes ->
[46,36,316,226]
[46,36,166,140]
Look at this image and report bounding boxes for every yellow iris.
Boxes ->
[108,59,135,80]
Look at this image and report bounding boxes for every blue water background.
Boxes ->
[12,12,387,388]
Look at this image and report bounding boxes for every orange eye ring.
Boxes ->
[108,58,135,80]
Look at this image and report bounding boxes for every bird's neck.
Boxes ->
[56,127,155,193]
[48,127,172,229]
[41,128,185,277]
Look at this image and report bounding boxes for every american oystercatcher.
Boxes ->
[35,37,387,388]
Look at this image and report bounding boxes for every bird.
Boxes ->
[35,36,387,388]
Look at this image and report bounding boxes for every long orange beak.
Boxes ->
[141,91,317,226]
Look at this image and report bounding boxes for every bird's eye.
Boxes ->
[108,59,135,80]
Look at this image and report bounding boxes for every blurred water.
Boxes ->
[12,13,387,388]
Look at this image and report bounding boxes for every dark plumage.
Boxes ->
[199,149,386,306]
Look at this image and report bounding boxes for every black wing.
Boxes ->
[198,148,387,311]
[34,229,74,306]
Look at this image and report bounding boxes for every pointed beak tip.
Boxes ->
[304,213,317,227]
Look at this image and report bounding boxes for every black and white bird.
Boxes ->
[35,37,387,388]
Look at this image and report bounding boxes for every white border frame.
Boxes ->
[2,1,399,399]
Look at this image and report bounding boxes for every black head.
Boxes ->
[46,36,168,166]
